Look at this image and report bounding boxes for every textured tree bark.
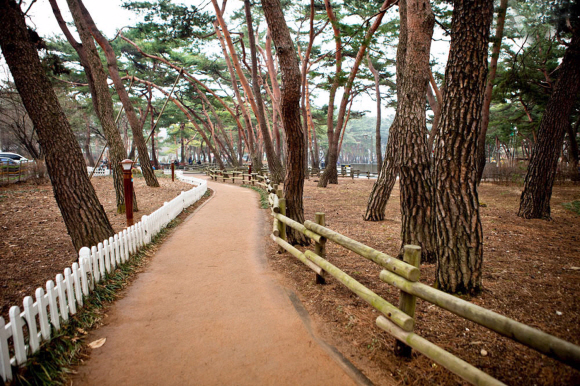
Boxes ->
[261,0,309,245]
[77,0,159,187]
[518,30,580,219]
[476,0,508,184]
[66,0,133,213]
[433,0,494,294]
[244,0,284,183]
[0,0,114,251]
[398,0,436,263]
[364,0,408,222]
[367,54,383,168]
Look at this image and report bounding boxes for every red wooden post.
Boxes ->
[120,159,134,227]
[171,162,175,182]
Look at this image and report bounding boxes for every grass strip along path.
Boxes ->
[73,178,360,385]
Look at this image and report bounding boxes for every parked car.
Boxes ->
[0,152,29,163]
[0,157,20,172]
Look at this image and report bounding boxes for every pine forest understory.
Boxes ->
[0,0,579,384]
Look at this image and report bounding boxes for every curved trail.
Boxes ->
[73,179,359,385]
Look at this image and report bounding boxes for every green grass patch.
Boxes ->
[563,200,580,215]
[10,189,212,385]
[242,184,269,209]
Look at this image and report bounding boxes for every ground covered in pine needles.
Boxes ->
[266,178,580,386]
[0,174,192,320]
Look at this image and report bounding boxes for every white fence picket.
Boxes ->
[23,297,40,354]
[0,175,207,381]
[35,288,50,340]
[0,317,11,381]
[9,307,26,365]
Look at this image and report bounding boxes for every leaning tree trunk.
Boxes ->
[244,0,285,183]
[476,0,508,184]
[518,30,580,219]
[66,0,135,213]
[433,0,494,294]
[77,0,158,188]
[261,0,309,245]
[398,0,436,263]
[0,0,114,251]
[364,0,408,221]
[363,121,399,221]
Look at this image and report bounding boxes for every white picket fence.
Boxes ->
[86,167,111,177]
[0,173,207,381]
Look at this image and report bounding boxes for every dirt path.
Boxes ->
[73,179,361,385]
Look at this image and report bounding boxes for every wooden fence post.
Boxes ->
[314,212,326,284]
[395,245,421,357]
[251,173,256,186]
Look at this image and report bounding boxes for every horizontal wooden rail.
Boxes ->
[376,316,506,386]
[270,234,323,276]
[303,221,419,282]
[379,269,580,369]
[272,213,323,243]
[304,250,414,332]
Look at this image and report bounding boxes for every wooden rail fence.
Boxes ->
[0,173,207,382]
[263,180,580,385]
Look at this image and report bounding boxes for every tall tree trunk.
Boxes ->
[318,0,342,186]
[261,0,309,245]
[77,0,159,187]
[433,0,494,294]
[213,23,261,169]
[476,0,508,184]
[262,29,284,159]
[364,0,408,221]
[66,0,132,213]
[0,0,114,251]
[398,0,436,263]
[318,0,396,187]
[367,54,383,168]
[518,30,580,219]
[243,0,284,183]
